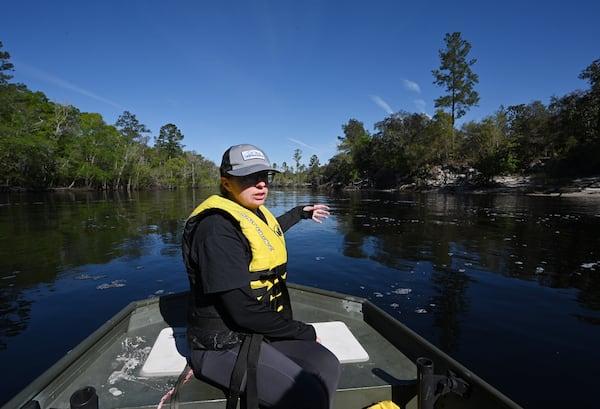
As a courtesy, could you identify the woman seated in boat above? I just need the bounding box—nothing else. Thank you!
[182,144,341,409]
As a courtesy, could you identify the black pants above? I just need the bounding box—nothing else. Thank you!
[190,339,341,409]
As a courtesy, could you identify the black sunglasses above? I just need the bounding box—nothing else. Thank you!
[237,171,275,186]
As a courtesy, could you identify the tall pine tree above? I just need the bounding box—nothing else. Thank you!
[432,32,480,127]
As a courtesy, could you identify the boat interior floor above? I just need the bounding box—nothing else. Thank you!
[27,288,418,409]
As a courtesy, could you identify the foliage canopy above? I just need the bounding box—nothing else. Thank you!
[1,38,598,191]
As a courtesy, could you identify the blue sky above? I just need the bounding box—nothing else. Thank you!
[3,0,599,167]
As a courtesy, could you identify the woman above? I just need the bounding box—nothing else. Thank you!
[182,144,341,409]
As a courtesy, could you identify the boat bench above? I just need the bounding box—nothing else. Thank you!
[143,321,417,409]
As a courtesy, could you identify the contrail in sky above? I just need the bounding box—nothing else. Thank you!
[288,138,320,152]
[15,60,126,110]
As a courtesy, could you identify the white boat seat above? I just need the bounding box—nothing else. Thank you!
[140,321,369,377]
[311,321,370,363]
[140,327,188,377]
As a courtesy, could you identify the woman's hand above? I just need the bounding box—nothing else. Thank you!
[303,204,330,224]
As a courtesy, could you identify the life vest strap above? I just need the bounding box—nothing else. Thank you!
[227,333,263,409]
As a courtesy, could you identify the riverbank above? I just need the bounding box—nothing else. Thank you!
[3,173,600,198]
[398,166,600,197]
[407,177,600,197]
[488,175,600,197]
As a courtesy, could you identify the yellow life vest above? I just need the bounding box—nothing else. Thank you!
[189,195,288,311]
[366,401,400,409]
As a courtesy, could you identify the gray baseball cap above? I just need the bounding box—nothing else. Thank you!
[219,144,279,177]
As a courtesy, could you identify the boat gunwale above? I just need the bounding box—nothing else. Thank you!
[1,299,140,409]
[291,283,523,409]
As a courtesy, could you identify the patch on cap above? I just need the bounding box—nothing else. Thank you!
[241,149,266,161]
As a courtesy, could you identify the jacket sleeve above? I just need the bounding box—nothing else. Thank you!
[187,213,253,294]
[216,286,317,341]
[276,206,313,232]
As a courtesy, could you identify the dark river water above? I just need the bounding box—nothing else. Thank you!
[1,188,600,408]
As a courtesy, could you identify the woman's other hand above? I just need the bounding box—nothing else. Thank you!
[303,204,330,224]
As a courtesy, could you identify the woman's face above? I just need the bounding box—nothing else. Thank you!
[222,171,274,210]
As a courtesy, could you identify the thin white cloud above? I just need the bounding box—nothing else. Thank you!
[369,95,393,115]
[413,98,427,113]
[15,60,126,110]
[403,79,421,93]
